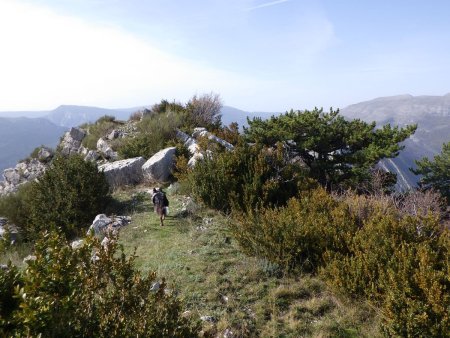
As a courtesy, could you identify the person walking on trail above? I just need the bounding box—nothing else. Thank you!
[152,188,169,226]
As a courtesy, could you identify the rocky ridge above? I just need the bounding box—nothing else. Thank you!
[0,122,232,196]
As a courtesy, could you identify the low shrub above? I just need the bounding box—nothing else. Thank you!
[322,207,450,336]
[25,155,110,240]
[81,115,121,150]
[0,183,33,233]
[118,111,184,159]
[0,230,200,337]
[188,142,312,213]
[230,188,358,272]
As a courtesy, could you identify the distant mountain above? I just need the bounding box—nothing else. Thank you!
[0,117,67,172]
[341,94,450,190]
[44,105,142,128]
[221,106,278,128]
[0,105,145,128]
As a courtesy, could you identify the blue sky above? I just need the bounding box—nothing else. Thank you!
[1,0,450,112]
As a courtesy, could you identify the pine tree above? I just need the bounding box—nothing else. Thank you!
[412,141,450,203]
[244,108,416,190]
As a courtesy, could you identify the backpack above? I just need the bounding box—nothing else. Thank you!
[153,191,168,208]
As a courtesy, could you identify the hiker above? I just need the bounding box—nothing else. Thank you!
[152,188,169,226]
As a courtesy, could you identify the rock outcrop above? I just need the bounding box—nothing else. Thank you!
[37,146,54,163]
[84,149,100,162]
[99,157,145,188]
[60,127,86,156]
[0,158,47,195]
[142,147,176,182]
[87,214,131,237]
[0,218,17,242]
[176,130,200,155]
[176,128,233,167]
[97,138,118,160]
[192,127,234,151]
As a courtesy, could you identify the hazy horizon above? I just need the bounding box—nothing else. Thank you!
[1,0,450,113]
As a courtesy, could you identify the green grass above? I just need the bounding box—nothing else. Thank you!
[114,185,382,337]
[0,184,381,336]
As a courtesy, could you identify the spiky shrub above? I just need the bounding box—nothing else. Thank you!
[25,154,110,239]
[188,142,311,213]
[0,230,200,337]
[322,203,450,337]
[230,188,358,272]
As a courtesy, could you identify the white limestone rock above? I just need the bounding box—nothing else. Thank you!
[97,138,118,160]
[99,157,145,188]
[60,127,86,156]
[142,147,176,182]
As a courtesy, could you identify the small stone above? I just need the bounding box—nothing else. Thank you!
[182,310,192,318]
[150,282,160,292]
[23,255,37,264]
[71,239,84,249]
[223,328,234,338]
[200,315,216,323]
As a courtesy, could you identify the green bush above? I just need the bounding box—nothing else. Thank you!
[230,188,357,272]
[0,230,200,337]
[81,115,121,150]
[24,155,110,239]
[118,111,184,159]
[322,207,450,336]
[0,183,33,234]
[188,142,312,213]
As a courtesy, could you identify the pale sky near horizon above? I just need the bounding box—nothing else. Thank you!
[1,0,450,112]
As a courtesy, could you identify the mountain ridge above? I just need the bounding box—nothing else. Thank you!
[1,95,449,191]
[340,93,450,190]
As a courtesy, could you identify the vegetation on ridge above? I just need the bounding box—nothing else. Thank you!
[0,93,449,336]
[413,140,450,203]
[244,108,417,191]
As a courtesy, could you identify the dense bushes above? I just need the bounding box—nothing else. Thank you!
[26,155,110,239]
[118,110,184,159]
[230,188,358,272]
[188,142,312,213]
[0,230,200,337]
[228,185,450,336]
[322,208,450,337]
[0,155,110,240]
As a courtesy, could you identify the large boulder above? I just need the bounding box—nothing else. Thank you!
[142,147,176,182]
[60,127,86,156]
[84,150,100,162]
[99,157,145,188]
[97,138,118,160]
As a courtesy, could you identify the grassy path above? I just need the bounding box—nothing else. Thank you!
[116,188,381,337]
